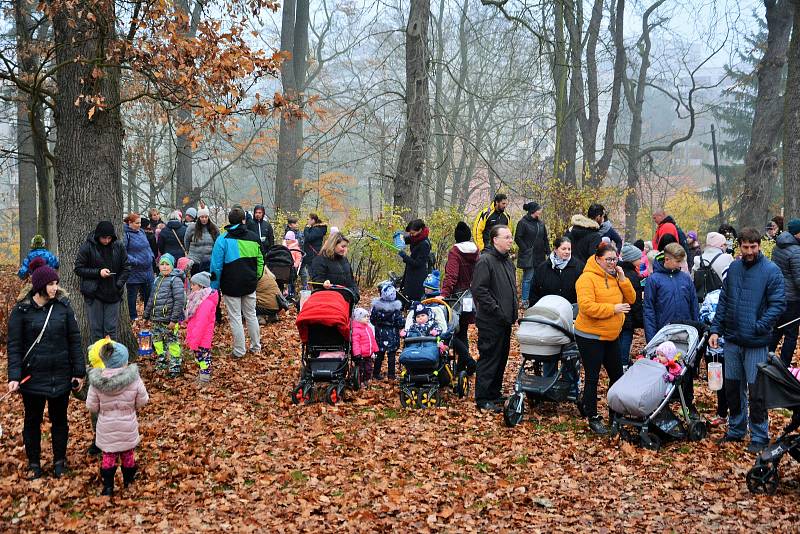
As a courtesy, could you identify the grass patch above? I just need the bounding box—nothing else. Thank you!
[377,408,400,421]
[244,479,255,487]
[513,455,529,465]
[474,462,490,473]
[291,470,308,483]
[454,457,467,466]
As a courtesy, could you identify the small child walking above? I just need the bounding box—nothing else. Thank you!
[351,307,378,387]
[86,342,149,496]
[185,271,219,385]
[144,253,186,377]
[370,284,405,380]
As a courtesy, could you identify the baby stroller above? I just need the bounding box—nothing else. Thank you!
[503,295,582,428]
[746,355,800,495]
[398,297,465,409]
[265,245,297,295]
[292,287,358,405]
[609,324,708,451]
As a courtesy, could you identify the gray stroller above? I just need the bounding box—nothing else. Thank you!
[608,323,709,451]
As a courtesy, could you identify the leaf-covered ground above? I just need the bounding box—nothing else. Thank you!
[0,281,798,531]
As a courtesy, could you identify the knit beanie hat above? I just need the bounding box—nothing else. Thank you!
[414,303,430,320]
[706,232,726,249]
[788,219,800,236]
[454,221,471,243]
[159,253,175,268]
[190,271,211,288]
[100,341,129,369]
[168,210,182,221]
[94,221,116,240]
[30,234,46,249]
[197,206,210,218]
[620,243,641,263]
[633,239,645,251]
[28,257,47,274]
[380,284,397,302]
[655,341,678,362]
[31,265,59,294]
[353,307,369,322]
[285,230,296,241]
[687,231,698,241]
[185,207,198,219]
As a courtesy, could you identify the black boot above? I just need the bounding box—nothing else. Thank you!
[387,352,397,380]
[373,352,384,380]
[27,463,43,480]
[53,460,68,478]
[87,442,102,456]
[100,466,117,496]
[121,465,138,488]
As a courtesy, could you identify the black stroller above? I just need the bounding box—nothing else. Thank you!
[292,287,358,405]
[746,355,800,494]
[504,295,583,427]
[265,245,297,294]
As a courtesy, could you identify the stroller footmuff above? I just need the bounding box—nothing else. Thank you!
[746,355,800,495]
[292,288,358,405]
[505,295,582,428]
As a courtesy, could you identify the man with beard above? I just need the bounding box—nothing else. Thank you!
[710,227,785,454]
[473,193,513,251]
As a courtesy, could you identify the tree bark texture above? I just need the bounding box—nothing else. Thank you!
[595,0,625,184]
[783,0,800,217]
[740,0,792,229]
[49,0,135,351]
[275,0,310,214]
[394,0,431,218]
[17,100,38,263]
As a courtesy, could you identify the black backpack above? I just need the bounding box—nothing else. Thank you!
[676,225,689,256]
[694,252,724,302]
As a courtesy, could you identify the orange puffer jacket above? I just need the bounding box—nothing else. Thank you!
[574,256,636,341]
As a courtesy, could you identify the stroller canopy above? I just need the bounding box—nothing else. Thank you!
[526,295,574,333]
[296,290,351,343]
[517,295,574,355]
[643,324,700,366]
[265,245,294,267]
[755,355,800,411]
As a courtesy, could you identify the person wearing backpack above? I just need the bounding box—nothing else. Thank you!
[398,219,431,302]
[769,219,800,366]
[692,232,733,301]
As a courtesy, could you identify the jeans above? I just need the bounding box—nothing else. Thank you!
[475,320,512,404]
[576,335,623,419]
[22,392,70,464]
[84,298,121,343]
[224,292,261,357]
[724,342,769,444]
[521,269,535,304]
[769,300,800,367]
[619,328,635,367]
[126,282,152,321]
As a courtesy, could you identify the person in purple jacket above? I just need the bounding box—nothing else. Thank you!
[123,212,155,320]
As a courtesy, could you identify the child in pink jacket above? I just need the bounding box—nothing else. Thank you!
[351,307,378,387]
[185,271,219,385]
[86,341,149,497]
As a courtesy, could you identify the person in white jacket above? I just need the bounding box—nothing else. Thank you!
[692,231,734,282]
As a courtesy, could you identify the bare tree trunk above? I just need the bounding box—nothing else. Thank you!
[16,100,37,263]
[394,0,431,218]
[578,0,603,185]
[275,0,310,213]
[49,0,135,351]
[595,0,625,184]
[175,107,194,208]
[740,0,792,229]
[783,0,800,217]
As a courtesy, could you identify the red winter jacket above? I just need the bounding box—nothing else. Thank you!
[652,217,679,250]
[351,321,378,357]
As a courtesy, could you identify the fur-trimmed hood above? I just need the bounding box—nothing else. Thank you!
[88,364,141,393]
[15,287,71,308]
[371,297,402,313]
[570,214,599,230]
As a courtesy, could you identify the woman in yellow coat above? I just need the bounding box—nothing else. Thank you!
[574,242,636,435]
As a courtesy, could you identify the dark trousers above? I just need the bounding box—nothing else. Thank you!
[22,392,70,465]
[769,300,800,366]
[374,351,396,379]
[126,282,152,321]
[576,336,623,419]
[453,316,476,373]
[474,320,512,404]
[84,298,120,343]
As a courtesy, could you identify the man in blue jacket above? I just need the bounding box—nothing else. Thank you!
[643,243,699,342]
[710,228,786,454]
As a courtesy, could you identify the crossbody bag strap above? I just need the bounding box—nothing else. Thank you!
[172,228,187,255]
[23,304,54,364]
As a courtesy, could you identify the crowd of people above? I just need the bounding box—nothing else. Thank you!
[7,195,800,493]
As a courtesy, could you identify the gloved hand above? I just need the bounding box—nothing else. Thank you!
[398,250,407,259]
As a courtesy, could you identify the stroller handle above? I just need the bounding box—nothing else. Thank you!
[404,336,438,345]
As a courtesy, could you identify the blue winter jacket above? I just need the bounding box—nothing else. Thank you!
[18,248,59,279]
[124,225,155,285]
[643,257,699,341]
[710,252,786,348]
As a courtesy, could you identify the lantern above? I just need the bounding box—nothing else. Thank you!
[137,331,154,356]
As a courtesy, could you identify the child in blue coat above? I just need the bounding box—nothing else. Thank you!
[18,235,59,279]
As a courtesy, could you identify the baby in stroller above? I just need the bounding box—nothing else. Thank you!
[401,304,443,339]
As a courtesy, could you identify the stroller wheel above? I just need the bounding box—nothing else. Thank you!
[325,384,342,405]
[291,383,312,405]
[503,394,525,428]
[687,420,707,442]
[350,365,361,391]
[420,387,441,409]
[746,461,780,495]
[399,387,419,409]
[639,430,661,452]
[455,371,469,399]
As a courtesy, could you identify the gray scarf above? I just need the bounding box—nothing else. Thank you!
[550,251,569,270]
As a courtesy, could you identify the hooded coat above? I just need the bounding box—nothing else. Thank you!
[530,255,584,305]
[210,223,264,297]
[771,231,800,302]
[351,321,379,357]
[124,224,155,285]
[400,229,431,301]
[710,252,786,348]
[246,206,275,253]
[574,256,636,341]
[256,266,281,313]
[18,248,59,279]
[184,222,218,270]
[185,289,219,351]
[74,231,131,303]
[157,220,188,259]
[86,365,149,453]
[643,257,699,341]
[565,215,603,264]
[514,214,550,269]
[652,216,679,250]
[441,241,480,300]
[370,295,405,352]
[7,289,84,397]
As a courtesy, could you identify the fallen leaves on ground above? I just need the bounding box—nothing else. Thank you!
[0,277,797,532]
